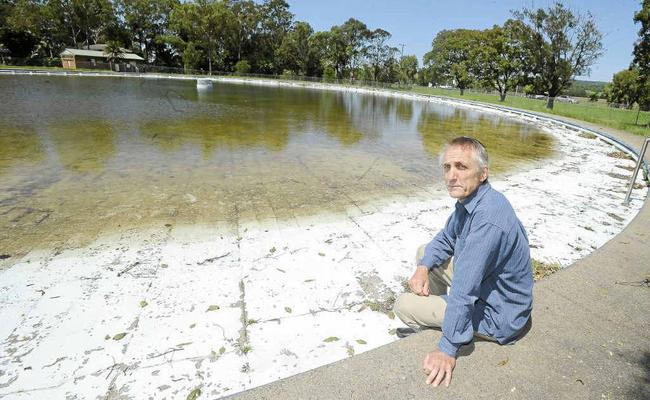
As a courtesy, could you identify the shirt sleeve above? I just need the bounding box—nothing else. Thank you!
[438,222,504,357]
[419,213,457,269]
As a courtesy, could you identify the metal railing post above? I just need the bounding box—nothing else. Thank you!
[624,137,650,205]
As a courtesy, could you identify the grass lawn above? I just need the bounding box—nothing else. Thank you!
[408,86,650,137]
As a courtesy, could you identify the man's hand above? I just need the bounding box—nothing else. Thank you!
[408,266,430,296]
[422,349,456,387]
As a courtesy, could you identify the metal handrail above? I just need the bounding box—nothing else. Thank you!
[624,137,650,205]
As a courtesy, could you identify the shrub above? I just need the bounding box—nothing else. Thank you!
[322,66,336,83]
[234,60,251,75]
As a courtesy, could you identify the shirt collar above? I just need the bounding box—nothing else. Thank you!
[457,181,491,214]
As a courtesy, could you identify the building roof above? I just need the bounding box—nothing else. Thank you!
[60,48,144,61]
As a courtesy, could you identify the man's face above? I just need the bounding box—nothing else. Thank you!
[442,145,488,201]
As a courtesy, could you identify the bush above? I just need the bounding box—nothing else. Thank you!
[280,69,296,80]
[322,66,336,83]
[234,60,251,75]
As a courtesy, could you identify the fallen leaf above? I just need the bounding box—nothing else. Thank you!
[497,358,509,367]
[356,339,367,345]
[269,247,276,253]
[113,332,127,341]
[139,300,148,308]
[387,311,395,320]
[186,387,202,400]
[284,306,292,313]
[206,305,220,312]
[219,346,226,355]
[323,336,339,343]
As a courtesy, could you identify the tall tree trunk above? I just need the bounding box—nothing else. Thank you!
[460,88,465,95]
[546,97,555,109]
[499,91,507,102]
[208,55,212,75]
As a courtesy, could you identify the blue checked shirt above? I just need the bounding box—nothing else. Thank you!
[420,182,533,357]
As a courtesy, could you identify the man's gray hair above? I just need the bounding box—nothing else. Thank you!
[439,136,489,170]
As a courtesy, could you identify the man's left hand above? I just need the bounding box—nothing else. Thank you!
[422,349,456,387]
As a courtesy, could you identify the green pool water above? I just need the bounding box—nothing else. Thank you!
[0,75,554,259]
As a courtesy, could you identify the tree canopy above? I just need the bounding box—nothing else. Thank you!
[513,2,603,109]
[0,0,420,83]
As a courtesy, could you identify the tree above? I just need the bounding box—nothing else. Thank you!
[631,1,650,124]
[2,0,41,58]
[365,28,397,82]
[306,30,331,76]
[633,0,650,78]
[118,0,178,63]
[607,68,642,109]
[276,21,313,75]
[234,59,250,74]
[339,18,369,79]
[226,0,259,64]
[255,0,293,73]
[399,55,418,84]
[104,40,123,71]
[170,0,230,74]
[474,20,527,101]
[424,29,481,95]
[514,2,603,109]
[181,41,202,72]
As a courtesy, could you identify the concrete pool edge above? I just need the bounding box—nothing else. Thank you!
[227,121,650,399]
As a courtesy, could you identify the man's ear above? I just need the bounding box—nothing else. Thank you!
[480,167,489,182]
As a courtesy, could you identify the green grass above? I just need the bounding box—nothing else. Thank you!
[408,86,650,137]
[531,259,562,281]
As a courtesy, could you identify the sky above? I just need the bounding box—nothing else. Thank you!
[286,0,643,82]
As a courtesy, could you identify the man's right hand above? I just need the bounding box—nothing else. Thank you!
[409,266,430,296]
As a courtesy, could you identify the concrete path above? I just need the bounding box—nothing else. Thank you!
[231,115,650,399]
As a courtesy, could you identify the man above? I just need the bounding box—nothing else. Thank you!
[393,136,533,388]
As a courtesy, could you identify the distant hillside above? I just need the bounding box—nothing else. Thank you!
[566,80,608,97]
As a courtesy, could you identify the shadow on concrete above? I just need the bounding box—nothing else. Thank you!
[627,350,650,398]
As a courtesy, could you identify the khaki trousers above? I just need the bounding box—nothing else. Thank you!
[393,244,496,342]
[393,244,452,330]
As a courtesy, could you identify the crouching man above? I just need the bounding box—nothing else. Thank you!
[393,136,533,388]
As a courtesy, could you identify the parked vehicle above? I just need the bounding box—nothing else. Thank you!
[556,95,578,104]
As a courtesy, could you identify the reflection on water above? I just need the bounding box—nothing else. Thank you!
[49,120,116,172]
[0,76,555,259]
[140,117,291,155]
[417,105,554,172]
[0,126,44,174]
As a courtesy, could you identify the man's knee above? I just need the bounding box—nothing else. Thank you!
[393,292,416,322]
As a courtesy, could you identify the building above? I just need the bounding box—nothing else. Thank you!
[60,44,144,71]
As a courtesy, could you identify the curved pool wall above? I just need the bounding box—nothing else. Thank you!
[0,69,648,400]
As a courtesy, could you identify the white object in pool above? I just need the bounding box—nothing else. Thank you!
[196,78,213,89]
